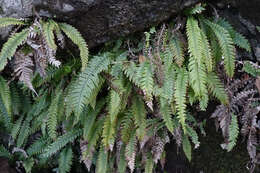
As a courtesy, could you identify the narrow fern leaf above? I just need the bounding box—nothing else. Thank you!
[175,68,188,133]
[207,72,229,105]
[186,17,202,63]
[96,146,108,173]
[0,17,24,28]
[170,36,184,67]
[217,18,251,52]
[145,153,154,173]
[67,54,110,116]
[27,137,49,156]
[161,65,175,103]
[0,77,11,116]
[203,19,236,77]
[125,132,137,173]
[132,96,146,140]
[58,147,73,173]
[160,97,174,133]
[102,115,116,151]
[0,145,11,158]
[0,29,29,71]
[42,129,82,158]
[23,158,34,173]
[43,20,57,50]
[0,96,12,131]
[243,61,260,77]
[109,90,121,123]
[11,116,23,140]
[182,135,191,162]
[186,125,200,149]
[59,23,88,71]
[200,29,213,72]
[227,114,239,152]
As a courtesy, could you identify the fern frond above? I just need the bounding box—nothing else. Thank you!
[0,29,29,71]
[123,62,140,86]
[186,125,200,148]
[186,17,202,63]
[11,116,23,140]
[47,91,62,140]
[161,65,175,103]
[27,136,50,156]
[67,54,110,116]
[145,153,154,173]
[23,158,34,173]
[227,114,239,152]
[203,19,236,77]
[102,115,116,151]
[42,129,82,158]
[58,147,73,173]
[160,97,174,133]
[132,96,146,140]
[0,17,24,28]
[186,4,205,15]
[109,90,121,123]
[59,23,88,71]
[217,18,251,52]
[0,77,11,116]
[200,29,213,72]
[243,61,260,77]
[121,114,135,143]
[0,96,12,131]
[207,72,229,105]
[118,144,127,173]
[182,135,191,161]
[10,83,22,115]
[96,146,108,173]
[175,68,188,132]
[0,145,11,158]
[42,20,57,50]
[169,35,184,67]
[125,131,137,173]
[16,118,30,147]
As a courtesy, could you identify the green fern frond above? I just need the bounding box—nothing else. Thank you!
[200,29,213,72]
[121,113,135,143]
[242,61,260,77]
[132,96,146,140]
[27,137,50,156]
[186,17,202,63]
[182,135,191,161]
[109,90,121,122]
[118,144,127,173]
[0,17,24,28]
[145,153,154,173]
[216,18,251,52]
[42,129,82,158]
[0,77,11,116]
[207,72,229,105]
[227,114,239,152]
[102,115,116,151]
[0,96,12,131]
[59,23,88,71]
[0,145,11,158]
[160,97,174,133]
[123,62,140,87]
[47,91,62,140]
[96,146,108,173]
[169,35,184,67]
[125,131,137,173]
[23,158,34,173]
[186,125,200,148]
[186,4,205,15]
[161,65,175,103]
[42,20,57,50]
[58,147,73,173]
[203,19,236,77]
[174,68,188,132]
[0,28,29,71]
[10,83,22,115]
[67,54,110,116]
[11,116,23,140]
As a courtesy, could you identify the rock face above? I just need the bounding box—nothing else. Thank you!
[0,0,199,47]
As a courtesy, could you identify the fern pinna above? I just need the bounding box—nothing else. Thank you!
[0,3,254,173]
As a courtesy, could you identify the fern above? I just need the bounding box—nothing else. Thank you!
[0,17,24,28]
[11,116,23,140]
[125,131,137,173]
[58,147,73,173]
[0,28,29,71]
[42,20,57,50]
[59,23,88,71]
[182,135,192,161]
[203,19,236,77]
[242,61,260,77]
[160,97,174,133]
[42,129,82,158]
[175,68,188,132]
[102,115,116,151]
[200,29,213,72]
[23,158,34,173]
[67,54,110,116]
[0,145,11,158]
[108,90,121,123]
[27,137,49,156]
[96,147,108,173]
[186,125,200,148]
[145,153,154,173]
[169,35,184,67]
[0,96,12,131]
[0,77,12,116]
[207,72,229,105]
[227,114,239,152]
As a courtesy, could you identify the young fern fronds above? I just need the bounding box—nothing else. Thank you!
[59,23,88,71]
[58,147,73,173]
[0,28,29,71]
[207,72,229,105]
[175,68,188,132]
[203,19,236,77]
[42,129,82,158]
[0,17,24,28]
[227,114,239,152]
[216,18,251,52]
[42,20,57,50]
[182,135,192,161]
